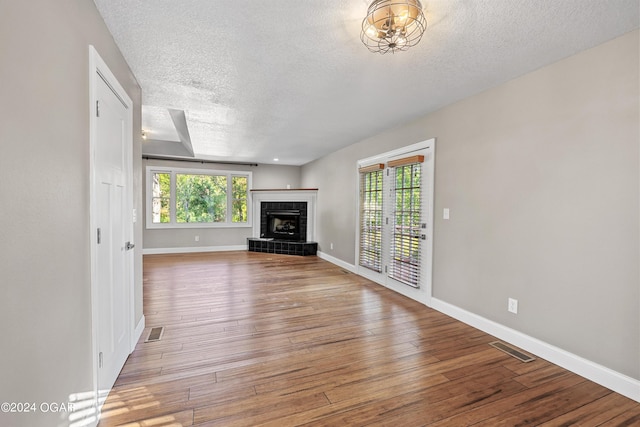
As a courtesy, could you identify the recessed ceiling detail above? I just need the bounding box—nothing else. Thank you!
[94,0,639,165]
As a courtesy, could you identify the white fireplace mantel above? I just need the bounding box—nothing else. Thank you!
[250,189,318,242]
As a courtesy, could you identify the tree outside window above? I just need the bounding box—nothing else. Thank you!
[232,176,248,223]
[176,174,227,223]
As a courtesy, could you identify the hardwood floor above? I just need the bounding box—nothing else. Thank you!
[98,252,640,426]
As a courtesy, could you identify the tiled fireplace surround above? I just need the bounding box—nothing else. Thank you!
[248,189,318,256]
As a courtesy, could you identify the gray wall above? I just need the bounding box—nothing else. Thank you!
[0,1,142,426]
[142,158,301,250]
[301,31,639,380]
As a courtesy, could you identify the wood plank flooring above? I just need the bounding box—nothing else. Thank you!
[98,252,640,426]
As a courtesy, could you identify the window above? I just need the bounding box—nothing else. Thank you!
[359,164,384,272]
[146,167,251,228]
[176,173,227,223]
[388,161,422,287]
[231,175,248,222]
[151,172,170,223]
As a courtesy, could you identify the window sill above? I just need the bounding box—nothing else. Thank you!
[146,223,252,230]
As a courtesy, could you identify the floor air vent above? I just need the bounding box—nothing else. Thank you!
[490,341,535,363]
[145,327,164,343]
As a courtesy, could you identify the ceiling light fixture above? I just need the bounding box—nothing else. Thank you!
[361,0,426,54]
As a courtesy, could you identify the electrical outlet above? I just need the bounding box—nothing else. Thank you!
[330,243,334,250]
[443,208,450,220]
[195,235,200,242]
[508,298,518,314]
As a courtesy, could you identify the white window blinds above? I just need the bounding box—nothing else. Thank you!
[388,160,423,288]
[359,164,384,272]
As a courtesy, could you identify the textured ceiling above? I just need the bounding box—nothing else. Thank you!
[94,0,639,165]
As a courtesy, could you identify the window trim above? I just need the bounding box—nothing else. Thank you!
[145,166,252,229]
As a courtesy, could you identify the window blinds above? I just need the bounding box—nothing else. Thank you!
[388,161,423,288]
[359,165,384,272]
[358,155,424,288]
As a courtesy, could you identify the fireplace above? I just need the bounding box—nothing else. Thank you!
[260,201,308,241]
[248,190,318,256]
[265,210,301,241]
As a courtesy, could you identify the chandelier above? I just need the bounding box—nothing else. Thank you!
[361,0,426,54]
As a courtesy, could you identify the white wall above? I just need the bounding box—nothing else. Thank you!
[0,1,142,426]
[301,31,640,381]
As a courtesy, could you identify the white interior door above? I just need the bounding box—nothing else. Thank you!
[94,69,132,397]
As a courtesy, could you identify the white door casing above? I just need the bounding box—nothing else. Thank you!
[89,46,135,412]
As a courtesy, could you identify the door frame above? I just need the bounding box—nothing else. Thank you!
[355,138,436,306]
[89,45,135,413]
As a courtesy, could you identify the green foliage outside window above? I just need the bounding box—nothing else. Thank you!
[359,169,383,272]
[231,176,248,223]
[393,164,421,268]
[176,174,227,223]
[151,173,171,223]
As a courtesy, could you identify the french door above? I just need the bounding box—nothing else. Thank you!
[357,140,435,304]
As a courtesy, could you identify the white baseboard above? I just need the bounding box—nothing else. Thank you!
[143,245,246,255]
[317,251,357,273]
[430,298,640,403]
[132,315,145,351]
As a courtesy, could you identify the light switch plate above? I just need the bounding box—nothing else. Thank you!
[443,208,450,220]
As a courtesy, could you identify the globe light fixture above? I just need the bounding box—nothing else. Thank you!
[361,0,426,54]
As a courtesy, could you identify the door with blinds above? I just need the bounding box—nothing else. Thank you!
[357,140,434,304]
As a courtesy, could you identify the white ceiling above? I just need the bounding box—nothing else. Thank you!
[94,0,639,166]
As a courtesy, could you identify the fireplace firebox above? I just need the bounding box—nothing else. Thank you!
[259,201,308,242]
[265,210,301,241]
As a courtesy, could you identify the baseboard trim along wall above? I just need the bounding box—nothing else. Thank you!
[143,245,247,255]
[133,315,145,350]
[317,251,357,273]
[316,254,640,403]
[429,298,640,403]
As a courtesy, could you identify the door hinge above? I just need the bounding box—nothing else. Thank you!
[384,265,388,273]
[97,228,101,244]
[96,100,100,117]
[99,351,103,368]
[385,217,389,225]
